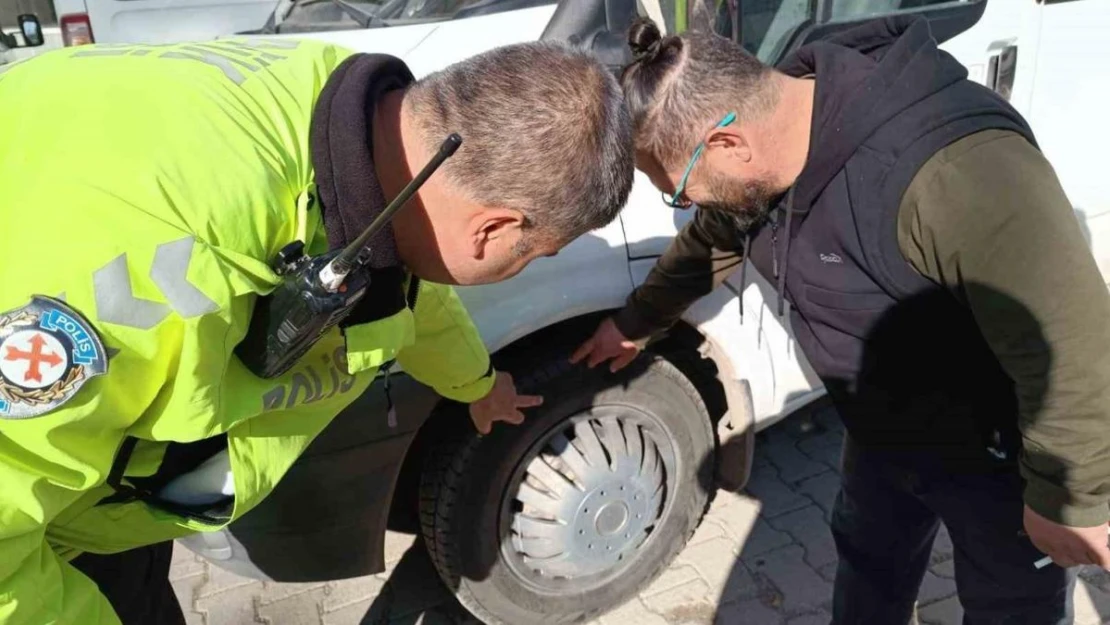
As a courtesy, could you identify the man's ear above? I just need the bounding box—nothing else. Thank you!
[468,208,527,259]
[705,126,752,163]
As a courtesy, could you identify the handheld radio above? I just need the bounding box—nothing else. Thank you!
[236,133,463,379]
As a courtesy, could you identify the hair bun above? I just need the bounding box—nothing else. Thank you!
[628,17,664,64]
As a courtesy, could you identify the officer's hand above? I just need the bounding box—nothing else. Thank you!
[570,317,645,373]
[1025,505,1110,569]
[469,372,543,435]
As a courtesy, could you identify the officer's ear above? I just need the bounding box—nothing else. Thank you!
[467,207,527,259]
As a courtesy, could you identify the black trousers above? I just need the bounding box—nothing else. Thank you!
[831,436,1077,625]
[70,541,187,625]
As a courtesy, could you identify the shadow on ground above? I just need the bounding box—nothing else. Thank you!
[707,280,1110,625]
[361,541,479,625]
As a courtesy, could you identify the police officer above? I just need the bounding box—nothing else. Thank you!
[575,16,1110,625]
[0,38,632,624]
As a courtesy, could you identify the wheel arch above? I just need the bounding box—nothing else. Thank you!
[387,310,757,533]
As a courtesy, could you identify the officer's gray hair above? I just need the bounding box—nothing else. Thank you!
[621,18,778,170]
[408,41,635,246]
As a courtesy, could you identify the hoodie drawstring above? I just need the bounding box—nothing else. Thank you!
[738,233,751,324]
[776,187,796,317]
[737,186,796,325]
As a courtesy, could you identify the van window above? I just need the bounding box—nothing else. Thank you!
[0,0,56,28]
[685,0,735,39]
[827,0,967,22]
[661,0,968,63]
[271,0,552,33]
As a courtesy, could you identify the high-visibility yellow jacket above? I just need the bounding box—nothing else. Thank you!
[0,38,495,625]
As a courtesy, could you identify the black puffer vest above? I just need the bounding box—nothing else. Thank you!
[744,16,1038,467]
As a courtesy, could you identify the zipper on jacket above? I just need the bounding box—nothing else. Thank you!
[406,275,421,312]
[383,364,397,428]
[377,274,419,430]
[770,207,781,279]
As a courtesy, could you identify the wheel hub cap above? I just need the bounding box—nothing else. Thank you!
[507,414,669,581]
[569,479,653,565]
[594,501,629,536]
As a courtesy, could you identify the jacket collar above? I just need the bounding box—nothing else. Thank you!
[309,52,414,270]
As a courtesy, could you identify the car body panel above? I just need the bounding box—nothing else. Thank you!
[355,6,558,77]
[454,228,633,356]
[1020,1,1110,285]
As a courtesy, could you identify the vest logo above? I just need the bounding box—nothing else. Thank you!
[820,253,844,264]
[261,346,357,411]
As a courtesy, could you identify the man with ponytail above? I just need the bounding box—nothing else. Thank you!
[574,15,1110,624]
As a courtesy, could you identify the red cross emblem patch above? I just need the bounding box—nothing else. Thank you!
[0,296,108,419]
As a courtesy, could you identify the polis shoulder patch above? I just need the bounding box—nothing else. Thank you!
[0,296,108,419]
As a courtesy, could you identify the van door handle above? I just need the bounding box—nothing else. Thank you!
[986,44,1018,101]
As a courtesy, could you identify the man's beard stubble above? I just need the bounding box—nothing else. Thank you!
[695,168,782,232]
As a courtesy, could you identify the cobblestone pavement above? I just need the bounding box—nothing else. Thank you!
[170,407,1110,625]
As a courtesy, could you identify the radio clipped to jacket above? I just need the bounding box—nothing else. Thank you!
[236,133,462,379]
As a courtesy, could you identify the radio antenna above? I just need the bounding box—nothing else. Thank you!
[319,133,462,291]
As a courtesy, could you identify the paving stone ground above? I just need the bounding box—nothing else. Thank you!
[170,407,1110,625]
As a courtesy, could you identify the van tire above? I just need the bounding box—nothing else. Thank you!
[419,353,715,624]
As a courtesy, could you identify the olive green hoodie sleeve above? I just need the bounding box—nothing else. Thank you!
[614,208,747,340]
[898,129,1110,527]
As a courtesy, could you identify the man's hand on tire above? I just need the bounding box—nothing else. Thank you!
[469,372,543,435]
[570,317,646,373]
[1025,505,1110,569]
